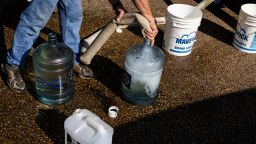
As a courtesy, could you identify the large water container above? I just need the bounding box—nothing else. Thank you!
[32,33,75,105]
[121,39,165,105]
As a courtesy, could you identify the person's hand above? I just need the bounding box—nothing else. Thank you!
[145,18,158,47]
[113,3,126,22]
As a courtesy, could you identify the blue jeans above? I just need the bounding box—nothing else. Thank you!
[7,0,83,66]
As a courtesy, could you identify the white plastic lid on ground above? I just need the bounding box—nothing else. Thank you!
[64,109,114,144]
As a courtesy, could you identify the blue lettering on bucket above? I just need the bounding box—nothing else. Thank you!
[170,48,192,53]
[175,31,196,45]
[235,27,249,41]
[234,24,256,51]
[176,37,196,44]
[234,37,246,47]
[233,40,256,51]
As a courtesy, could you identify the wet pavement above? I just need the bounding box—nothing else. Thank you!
[1,0,256,143]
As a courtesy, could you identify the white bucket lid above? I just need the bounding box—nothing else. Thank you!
[240,4,256,18]
[167,4,203,22]
[239,4,256,26]
[166,4,202,29]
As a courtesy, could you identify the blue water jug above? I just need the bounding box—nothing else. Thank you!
[32,33,75,105]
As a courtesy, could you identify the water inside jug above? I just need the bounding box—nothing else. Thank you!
[121,39,165,105]
[32,33,75,105]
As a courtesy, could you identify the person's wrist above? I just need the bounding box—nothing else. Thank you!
[143,14,155,24]
[148,17,155,24]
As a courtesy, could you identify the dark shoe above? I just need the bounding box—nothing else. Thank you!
[1,63,26,92]
[73,64,94,79]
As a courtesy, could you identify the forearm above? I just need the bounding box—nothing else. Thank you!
[133,0,154,22]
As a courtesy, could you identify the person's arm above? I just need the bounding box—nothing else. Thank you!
[109,0,158,46]
[108,0,126,22]
[133,0,158,46]
[132,0,154,23]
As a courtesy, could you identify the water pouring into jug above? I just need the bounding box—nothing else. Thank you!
[121,38,165,105]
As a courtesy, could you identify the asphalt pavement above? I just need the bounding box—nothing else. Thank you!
[0,0,256,143]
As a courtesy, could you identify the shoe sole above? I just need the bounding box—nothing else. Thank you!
[79,74,94,80]
[72,68,94,80]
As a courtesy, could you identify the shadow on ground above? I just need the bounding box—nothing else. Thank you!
[113,89,256,144]
[90,55,124,95]
[36,109,67,144]
[34,89,256,144]
[194,0,255,28]
[199,18,234,46]
[163,0,173,6]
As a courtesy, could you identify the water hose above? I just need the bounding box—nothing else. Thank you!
[80,21,117,65]
[196,0,214,10]
[79,0,215,65]
[80,13,150,65]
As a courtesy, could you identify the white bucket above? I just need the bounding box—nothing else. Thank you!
[233,4,256,53]
[163,4,203,56]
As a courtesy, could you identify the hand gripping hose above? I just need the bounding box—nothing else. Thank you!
[79,13,150,65]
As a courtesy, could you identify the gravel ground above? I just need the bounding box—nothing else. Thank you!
[1,0,256,143]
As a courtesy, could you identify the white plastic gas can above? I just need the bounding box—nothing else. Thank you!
[64,109,114,144]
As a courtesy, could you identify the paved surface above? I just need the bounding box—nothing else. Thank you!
[1,0,256,143]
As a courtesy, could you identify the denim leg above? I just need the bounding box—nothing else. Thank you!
[58,0,83,64]
[6,0,59,66]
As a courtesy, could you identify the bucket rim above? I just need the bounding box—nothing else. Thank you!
[166,16,202,23]
[167,4,203,20]
[240,3,256,18]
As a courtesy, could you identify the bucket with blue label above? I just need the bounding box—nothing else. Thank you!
[163,4,203,56]
[233,4,256,53]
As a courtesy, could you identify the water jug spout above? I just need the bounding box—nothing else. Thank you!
[48,33,57,47]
